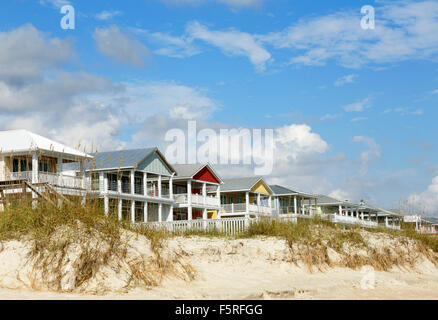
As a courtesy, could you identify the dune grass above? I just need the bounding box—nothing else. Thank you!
[0,199,436,289]
[237,217,438,272]
[0,198,194,292]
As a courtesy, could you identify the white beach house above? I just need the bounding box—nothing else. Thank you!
[0,129,92,206]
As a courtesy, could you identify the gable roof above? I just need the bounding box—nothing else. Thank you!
[172,163,223,183]
[316,195,355,206]
[172,163,204,179]
[86,148,175,174]
[221,176,272,193]
[270,185,317,198]
[0,129,91,159]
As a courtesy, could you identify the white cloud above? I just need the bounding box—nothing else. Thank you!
[408,176,438,214]
[334,74,357,87]
[39,0,70,9]
[260,1,438,68]
[0,24,74,85]
[135,29,201,58]
[343,98,370,112]
[186,21,272,72]
[383,107,424,116]
[351,117,368,122]
[116,81,220,123]
[95,10,122,20]
[93,25,151,67]
[274,124,328,161]
[329,189,352,202]
[353,136,381,176]
[140,21,272,71]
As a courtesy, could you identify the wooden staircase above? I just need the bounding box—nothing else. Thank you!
[0,179,71,208]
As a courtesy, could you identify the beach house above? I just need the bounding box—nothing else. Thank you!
[73,148,177,223]
[269,185,318,216]
[0,129,92,207]
[308,195,403,229]
[171,163,222,220]
[217,177,273,218]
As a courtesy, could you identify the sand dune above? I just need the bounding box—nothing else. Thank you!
[0,233,437,300]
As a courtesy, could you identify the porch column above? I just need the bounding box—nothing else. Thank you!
[32,151,38,184]
[203,208,207,220]
[158,174,162,198]
[187,180,192,220]
[309,200,313,216]
[245,191,250,217]
[338,205,342,216]
[131,200,135,223]
[0,154,4,180]
[257,193,261,206]
[130,169,135,195]
[143,172,147,196]
[117,173,121,194]
[99,172,104,192]
[144,202,148,223]
[385,216,388,227]
[294,196,298,215]
[158,203,163,222]
[118,199,122,221]
[104,195,109,216]
[169,175,174,199]
[202,182,207,205]
[57,155,63,186]
[268,195,272,208]
[216,185,221,206]
[168,205,174,222]
[103,173,108,192]
[79,160,85,191]
[301,197,305,215]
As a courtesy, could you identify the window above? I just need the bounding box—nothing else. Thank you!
[12,159,31,172]
[38,161,49,172]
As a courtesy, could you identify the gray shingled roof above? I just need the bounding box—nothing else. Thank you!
[63,148,174,173]
[316,195,350,205]
[172,163,205,179]
[89,148,156,169]
[270,185,295,195]
[270,185,318,198]
[221,176,265,192]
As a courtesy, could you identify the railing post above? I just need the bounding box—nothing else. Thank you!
[130,169,135,195]
[158,175,162,198]
[169,175,173,200]
[131,200,135,223]
[143,172,147,196]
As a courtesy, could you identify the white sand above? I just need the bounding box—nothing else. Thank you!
[0,234,437,300]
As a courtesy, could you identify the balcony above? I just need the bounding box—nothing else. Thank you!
[174,193,220,207]
[221,203,272,215]
[3,171,86,189]
[327,214,378,228]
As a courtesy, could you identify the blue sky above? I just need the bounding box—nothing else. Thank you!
[1,0,438,213]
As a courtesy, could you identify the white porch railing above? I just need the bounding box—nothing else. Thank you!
[141,217,250,236]
[3,171,86,190]
[277,214,298,223]
[384,224,401,230]
[174,193,220,207]
[328,214,378,228]
[221,203,272,215]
